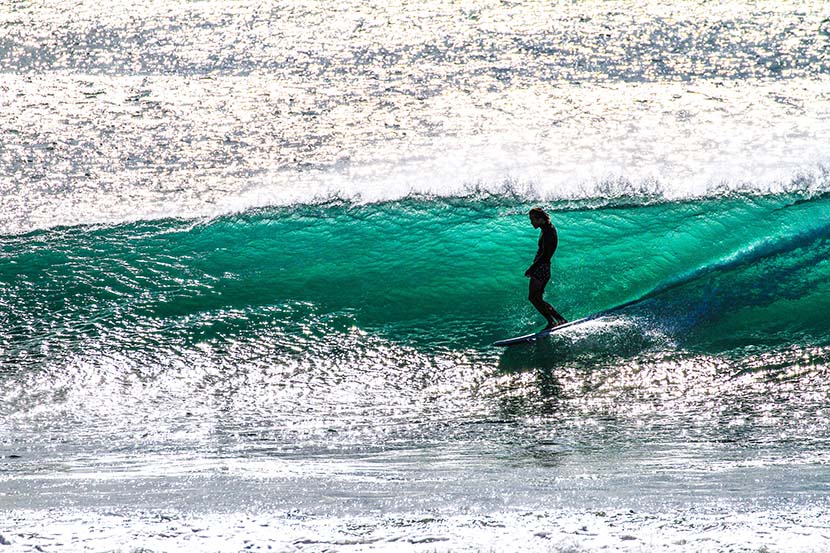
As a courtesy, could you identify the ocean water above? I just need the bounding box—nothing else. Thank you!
[2,1,830,551]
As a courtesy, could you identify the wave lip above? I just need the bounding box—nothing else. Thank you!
[2,67,829,235]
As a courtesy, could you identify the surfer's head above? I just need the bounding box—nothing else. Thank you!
[528,207,551,228]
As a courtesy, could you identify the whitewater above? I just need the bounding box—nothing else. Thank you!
[2,1,830,551]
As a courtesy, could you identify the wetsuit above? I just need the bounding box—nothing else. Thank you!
[526,222,558,286]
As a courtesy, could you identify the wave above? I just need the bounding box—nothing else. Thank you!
[2,192,830,366]
[4,160,829,237]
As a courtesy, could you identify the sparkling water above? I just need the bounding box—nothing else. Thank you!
[2,1,830,551]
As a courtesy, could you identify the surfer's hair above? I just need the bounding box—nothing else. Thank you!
[529,207,551,224]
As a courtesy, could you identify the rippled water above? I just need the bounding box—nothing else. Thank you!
[3,1,830,233]
[2,1,830,552]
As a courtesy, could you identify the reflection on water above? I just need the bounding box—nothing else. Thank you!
[2,2,830,233]
[4,1,830,550]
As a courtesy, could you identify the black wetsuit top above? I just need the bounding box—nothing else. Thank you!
[528,222,558,272]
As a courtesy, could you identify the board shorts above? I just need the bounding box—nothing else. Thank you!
[528,263,551,286]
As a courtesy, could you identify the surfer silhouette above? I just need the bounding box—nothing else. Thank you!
[525,207,567,330]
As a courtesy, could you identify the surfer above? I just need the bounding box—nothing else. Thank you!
[525,207,567,330]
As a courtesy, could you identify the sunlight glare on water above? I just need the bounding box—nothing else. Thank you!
[2,1,830,232]
[3,1,830,551]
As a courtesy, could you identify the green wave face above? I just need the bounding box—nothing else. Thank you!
[3,193,830,363]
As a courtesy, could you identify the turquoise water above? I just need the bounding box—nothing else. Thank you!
[4,1,830,551]
[5,192,830,359]
[5,193,830,553]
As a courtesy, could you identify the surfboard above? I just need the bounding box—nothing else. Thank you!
[493,316,594,347]
[493,296,644,347]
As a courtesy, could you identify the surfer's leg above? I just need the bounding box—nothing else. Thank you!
[541,301,566,328]
[548,305,567,325]
[529,278,555,326]
[529,278,567,327]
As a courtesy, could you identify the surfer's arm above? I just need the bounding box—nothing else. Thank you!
[525,257,545,276]
[525,256,543,277]
[525,228,556,276]
[525,254,541,276]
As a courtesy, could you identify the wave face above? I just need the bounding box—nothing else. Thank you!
[4,192,830,372]
[5,2,830,549]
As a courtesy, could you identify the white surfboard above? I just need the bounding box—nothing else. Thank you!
[493,296,644,347]
[493,316,594,347]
